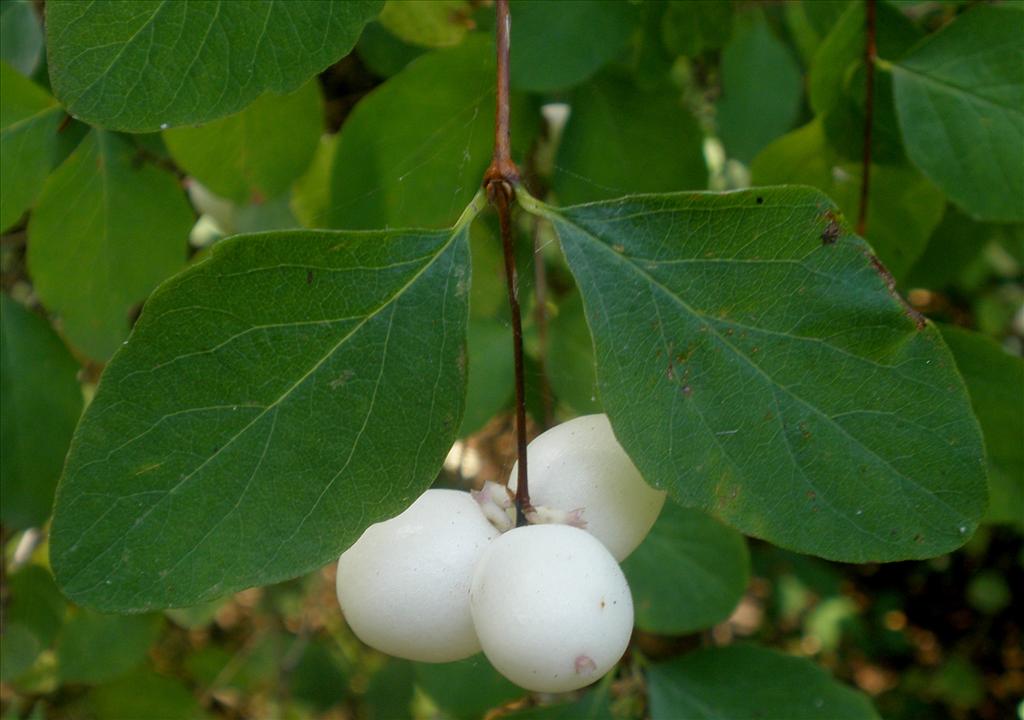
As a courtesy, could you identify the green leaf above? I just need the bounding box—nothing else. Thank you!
[904,207,993,290]
[290,640,350,711]
[809,2,920,117]
[501,677,614,720]
[0,0,42,77]
[661,0,733,58]
[163,80,323,204]
[751,118,945,279]
[890,5,1024,222]
[468,221,507,321]
[520,188,987,563]
[548,289,602,415]
[45,0,383,132]
[1,296,82,530]
[364,660,415,720]
[459,221,514,435]
[378,0,470,48]
[647,645,880,719]
[0,624,40,682]
[5,565,66,649]
[461,319,513,436]
[49,196,481,612]
[88,666,202,720]
[235,194,299,233]
[415,655,522,720]
[0,564,62,685]
[509,0,640,92]
[0,63,63,232]
[291,133,338,229]
[622,502,749,634]
[27,130,193,360]
[327,37,534,230]
[554,72,707,205]
[58,610,163,684]
[716,12,802,164]
[625,1,675,93]
[784,0,850,67]
[940,326,1024,529]
[812,1,922,165]
[356,21,426,78]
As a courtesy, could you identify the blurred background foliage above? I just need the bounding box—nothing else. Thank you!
[1,0,1021,718]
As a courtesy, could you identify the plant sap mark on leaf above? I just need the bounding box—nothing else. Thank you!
[329,370,355,390]
[866,252,926,330]
[820,213,842,245]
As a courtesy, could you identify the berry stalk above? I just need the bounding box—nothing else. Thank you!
[483,0,531,521]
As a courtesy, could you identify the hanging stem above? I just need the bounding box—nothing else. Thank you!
[484,0,530,521]
[857,0,877,236]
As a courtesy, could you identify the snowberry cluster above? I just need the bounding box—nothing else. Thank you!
[335,414,666,692]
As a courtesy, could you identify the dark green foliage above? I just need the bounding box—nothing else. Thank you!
[648,645,881,719]
[1,297,82,529]
[2,2,1020,718]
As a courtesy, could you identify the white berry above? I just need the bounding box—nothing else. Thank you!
[336,489,498,662]
[509,414,666,560]
[470,524,634,693]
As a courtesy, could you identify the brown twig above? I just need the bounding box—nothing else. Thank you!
[483,0,530,521]
[483,0,520,195]
[857,0,877,236]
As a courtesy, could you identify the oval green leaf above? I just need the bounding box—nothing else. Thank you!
[0,0,42,77]
[27,129,193,360]
[326,37,535,230]
[647,644,880,719]
[0,63,63,232]
[890,5,1024,222]
[555,72,708,205]
[49,197,480,612]
[45,0,383,132]
[716,12,802,164]
[548,289,602,415]
[622,502,749,634]
[415,655,522,720]
[1,296,83,530]
[521,187,987,563]
[57,610,163,684]
[940,325,1024,529]
[88,666,202,720]
[461,318,513,437]
[163,80,323,204]
[378,0,471,49]
[509,0,640,92]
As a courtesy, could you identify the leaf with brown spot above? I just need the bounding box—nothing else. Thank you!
[521,186,986,563]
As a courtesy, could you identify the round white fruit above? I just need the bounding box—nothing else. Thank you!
[336,489,498,662]
[509,414,666,560]
[470,524,634,693]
